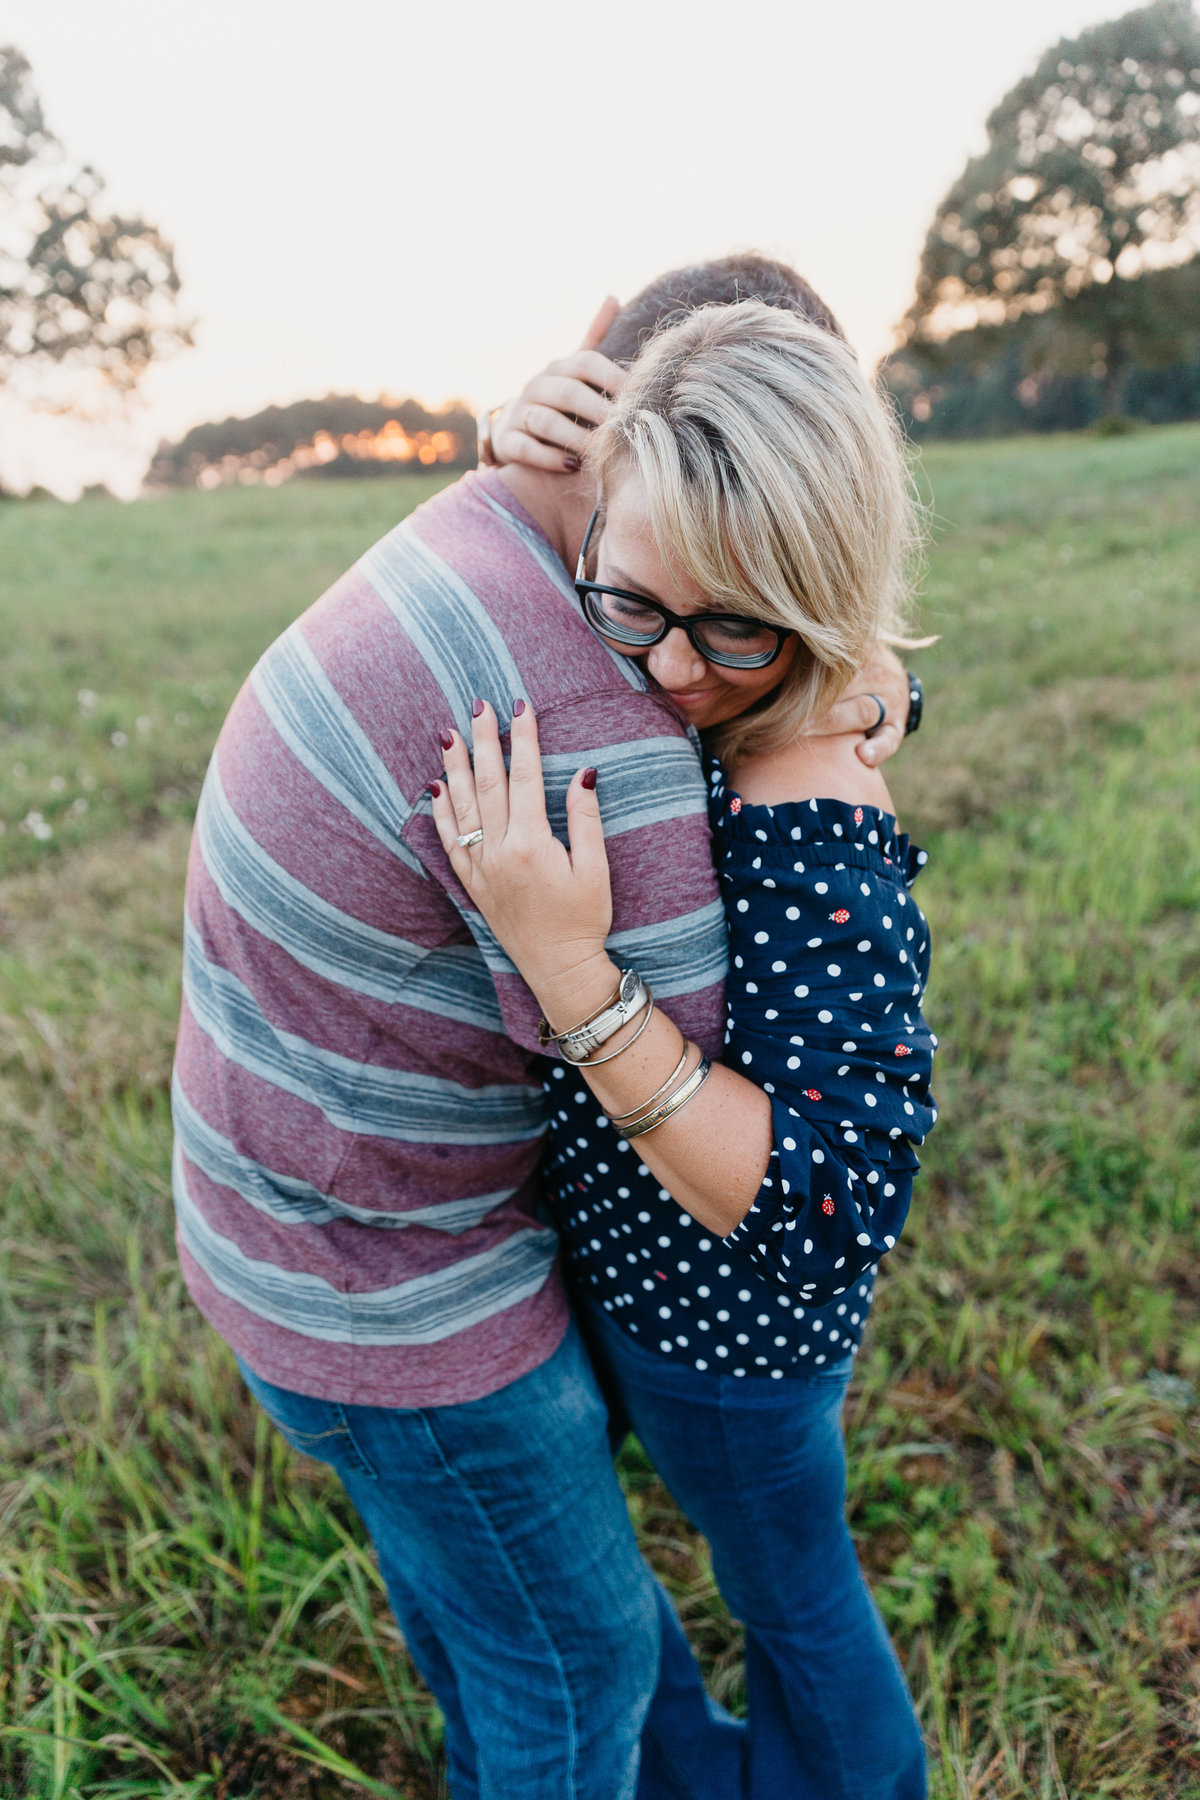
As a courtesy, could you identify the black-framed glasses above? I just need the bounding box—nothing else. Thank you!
[573,508,794,670]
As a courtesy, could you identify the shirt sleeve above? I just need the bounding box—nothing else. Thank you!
[403,690,729,1060]
[717,817,937,1304]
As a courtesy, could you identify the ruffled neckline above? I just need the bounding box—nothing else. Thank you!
[707,759,928,884]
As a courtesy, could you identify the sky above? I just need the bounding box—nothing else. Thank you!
[4,0,1116,495]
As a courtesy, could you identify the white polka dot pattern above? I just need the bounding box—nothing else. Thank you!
[545,759,937,1377]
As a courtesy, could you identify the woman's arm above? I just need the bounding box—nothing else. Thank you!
[430,707,771,1237]
[428,704,935,1297]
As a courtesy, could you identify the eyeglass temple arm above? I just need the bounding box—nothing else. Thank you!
[576,506,601,580]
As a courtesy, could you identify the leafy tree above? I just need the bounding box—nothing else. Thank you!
[0,46,190,403]
[898,1,1200,411]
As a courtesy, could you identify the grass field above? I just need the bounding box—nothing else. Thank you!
[0,427,1197,1799]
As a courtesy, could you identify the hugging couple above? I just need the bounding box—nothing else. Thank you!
[172,253,938,1799]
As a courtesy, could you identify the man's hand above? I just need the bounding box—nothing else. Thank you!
[484,299,626,473]
[805,645,912,768]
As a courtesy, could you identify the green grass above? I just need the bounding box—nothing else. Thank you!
[0,430,1198,1797]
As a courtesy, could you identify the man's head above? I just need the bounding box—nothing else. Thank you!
[597,253,847,367]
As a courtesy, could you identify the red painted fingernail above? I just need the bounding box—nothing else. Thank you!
[581,767,597,791]
[512,698,526,717]
[428,780,441,798]
[439,729,454,750]
[563,455,581,472]
[472,698,485,718]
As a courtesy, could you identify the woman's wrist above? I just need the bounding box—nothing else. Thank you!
[533,953,622,1040]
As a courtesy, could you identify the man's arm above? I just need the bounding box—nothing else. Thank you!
[404,691,728,1061]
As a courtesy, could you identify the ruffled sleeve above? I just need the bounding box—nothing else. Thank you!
[709,770,938,1304]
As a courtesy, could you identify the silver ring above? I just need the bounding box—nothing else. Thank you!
[456,829,484,849]
[865,694,886,736]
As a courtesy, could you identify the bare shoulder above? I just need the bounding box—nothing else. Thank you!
[730,733,895,813]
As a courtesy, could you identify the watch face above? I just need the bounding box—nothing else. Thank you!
[618,968,640,1004]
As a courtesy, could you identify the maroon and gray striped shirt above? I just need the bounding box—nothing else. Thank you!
[172,471,727,1407]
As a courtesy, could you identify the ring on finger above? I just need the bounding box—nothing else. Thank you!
[865,694,886,736]
[456,828,484,849]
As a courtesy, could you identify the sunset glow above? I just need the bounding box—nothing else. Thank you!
[197,423,462,489]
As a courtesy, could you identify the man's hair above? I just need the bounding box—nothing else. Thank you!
[586,301,925,764]
[598,254,846,366]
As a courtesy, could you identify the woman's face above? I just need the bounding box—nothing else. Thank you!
[593,474,799,731]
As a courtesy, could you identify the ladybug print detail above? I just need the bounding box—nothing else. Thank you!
[729,796,742,815]
[803,1088,822,1102]
[853,807,864,825]
[894,1044,913,1057]
[829,908,850,924]
[821,1196,835,1215]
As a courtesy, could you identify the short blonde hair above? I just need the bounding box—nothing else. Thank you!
[585,300,927,762]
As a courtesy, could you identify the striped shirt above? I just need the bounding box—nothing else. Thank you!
[172,471,727,1408]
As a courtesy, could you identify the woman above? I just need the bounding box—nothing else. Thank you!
[431,300,937,1798]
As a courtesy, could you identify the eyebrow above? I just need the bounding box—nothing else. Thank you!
[604,563,665,605]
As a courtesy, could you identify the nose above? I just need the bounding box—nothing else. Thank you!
[646,626,708,689]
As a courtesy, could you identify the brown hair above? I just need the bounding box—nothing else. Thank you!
[598,253,846,367]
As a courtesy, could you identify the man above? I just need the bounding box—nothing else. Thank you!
[172,254,914,1800]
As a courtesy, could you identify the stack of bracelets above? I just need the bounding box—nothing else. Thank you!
[537,968,711,1140]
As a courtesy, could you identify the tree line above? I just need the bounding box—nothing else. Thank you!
[145,395,477,490]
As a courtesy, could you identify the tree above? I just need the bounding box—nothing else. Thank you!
[898,1,1200,411]
[0,46,190,404]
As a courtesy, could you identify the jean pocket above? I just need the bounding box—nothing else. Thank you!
[237,1361,378,1478]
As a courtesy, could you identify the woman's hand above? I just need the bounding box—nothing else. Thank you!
[484,299,626,473]
[429,700,618,1028]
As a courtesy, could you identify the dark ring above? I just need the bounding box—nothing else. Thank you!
[865,694,886,737]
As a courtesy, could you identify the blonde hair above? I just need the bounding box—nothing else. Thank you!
[585,300,929,763]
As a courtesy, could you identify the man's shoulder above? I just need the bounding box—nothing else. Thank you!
[302,469,682,727]
[220,472,694,838]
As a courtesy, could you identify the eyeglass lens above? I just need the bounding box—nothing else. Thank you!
[582,588,782,667]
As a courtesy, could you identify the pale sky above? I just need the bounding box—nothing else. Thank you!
[5,0,1116,495]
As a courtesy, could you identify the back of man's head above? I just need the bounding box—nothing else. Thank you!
[598,254,846,366]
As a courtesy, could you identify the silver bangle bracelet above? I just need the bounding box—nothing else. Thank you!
[576,998,656,1067]
[608,1040,690,1122]
[620,1055,712,1140]
[538,974,624,1049]
[557,970,651,1064]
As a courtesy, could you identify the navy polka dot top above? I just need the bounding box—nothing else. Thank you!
[544,758,938,1378]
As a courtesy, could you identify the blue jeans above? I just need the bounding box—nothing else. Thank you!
[236,1321,743,1800]
[580,1301,927,1800]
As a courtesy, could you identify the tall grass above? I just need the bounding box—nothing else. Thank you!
[0,433,1197,1797]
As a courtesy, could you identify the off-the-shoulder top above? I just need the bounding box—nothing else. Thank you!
[544,758,938,1378]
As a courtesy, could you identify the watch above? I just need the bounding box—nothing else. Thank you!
[540,968,651,1064]
[904,671,923,736]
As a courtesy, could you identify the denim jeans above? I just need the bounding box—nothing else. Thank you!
[236,1320,743,1800]
[580,1301,927,1800]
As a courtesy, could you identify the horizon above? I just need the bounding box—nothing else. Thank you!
[3,0,1129,495]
